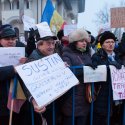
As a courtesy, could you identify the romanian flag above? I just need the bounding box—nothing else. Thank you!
[41,0,66,33]
[7,77,26,113]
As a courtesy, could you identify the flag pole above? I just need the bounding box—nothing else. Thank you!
[9,75,18,125]
[9,100,14,125]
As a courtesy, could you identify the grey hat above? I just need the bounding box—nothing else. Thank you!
[69,28,89,43]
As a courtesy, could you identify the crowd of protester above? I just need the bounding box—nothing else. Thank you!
[0,23,125,125]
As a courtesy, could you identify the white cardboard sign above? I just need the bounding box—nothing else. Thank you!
[110,65,125,100]
[64,24,77,36]
[0,47,25,67]
[84,65,107,83]
[15,53,79,107]
[36,22,54,38]
[22,15,35,31]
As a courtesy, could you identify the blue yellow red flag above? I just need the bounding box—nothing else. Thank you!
[41,0,66,33]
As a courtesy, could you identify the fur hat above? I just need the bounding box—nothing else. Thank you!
[0,24,16,39]
[68,28,89,43]
[100,31,116,46]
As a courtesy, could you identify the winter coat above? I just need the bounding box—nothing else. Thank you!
[61,46,92,116]
[0,41,26,116]
[28,48,45,61]
[92,48,122,116]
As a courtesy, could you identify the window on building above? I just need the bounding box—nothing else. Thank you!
[17,1,19,9]
[4,0,11,10]
[26,0,29,9]
[57,0,85,22]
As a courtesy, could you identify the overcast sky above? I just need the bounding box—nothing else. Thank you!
[78,0,123,36]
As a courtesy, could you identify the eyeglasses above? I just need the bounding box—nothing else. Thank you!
[104,41,115,44]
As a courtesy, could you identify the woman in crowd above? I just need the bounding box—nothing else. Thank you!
[91,31,122,125]
[61,28,92,125]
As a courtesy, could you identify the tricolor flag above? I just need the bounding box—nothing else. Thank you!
[41,0,66,33]
[7,77,26,114]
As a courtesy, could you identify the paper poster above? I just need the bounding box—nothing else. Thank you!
[64,24,77,36]
[111,7,125,28]
[0,47,25,67]
[84,65,107,83]
[36,22,54,38]
[16,53,79,107]
[22,15,35,31]
[110,65,125,100]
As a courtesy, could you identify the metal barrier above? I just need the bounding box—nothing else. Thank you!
[6,66,125,125]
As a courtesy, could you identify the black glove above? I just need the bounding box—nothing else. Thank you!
[26,28,37,56]
[109,61,122,69]
[86,63,97,70]
[29,28,36,38]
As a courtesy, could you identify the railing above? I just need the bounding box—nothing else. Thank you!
[4,66,125,125]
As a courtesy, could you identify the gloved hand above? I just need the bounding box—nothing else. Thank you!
[29,28,36,38]
[26,28,37,56]
[109,61,122,69]
[86,63,97,70]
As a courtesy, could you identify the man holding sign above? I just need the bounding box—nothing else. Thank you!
[22,22,57,125]
[0,24,27,125]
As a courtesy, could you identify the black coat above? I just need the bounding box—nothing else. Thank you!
[0,42,26,116]
[92,48,122,116]
[61,46,92,116]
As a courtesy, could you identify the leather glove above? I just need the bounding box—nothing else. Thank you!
[109,61,122,69]
[29,28,36,38]
[26,28,37,56]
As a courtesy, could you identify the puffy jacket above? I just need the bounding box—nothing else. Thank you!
[61,46,92,116]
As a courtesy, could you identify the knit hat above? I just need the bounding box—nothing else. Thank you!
[68,28,89,43]
[100,31,116,46]
[0,24,16,39]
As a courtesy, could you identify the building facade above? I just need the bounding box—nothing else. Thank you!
[0,0,85,37]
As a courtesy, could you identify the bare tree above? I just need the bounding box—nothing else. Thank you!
[94,0,125,40]
[94,4,109,25]
[94,0,125,26]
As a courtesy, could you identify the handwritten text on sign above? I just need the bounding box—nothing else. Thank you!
[111,7,125,28]
[110,65,125,100]
[0,47,25,67]
[84,65,107,83]
[16,53,79,107]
